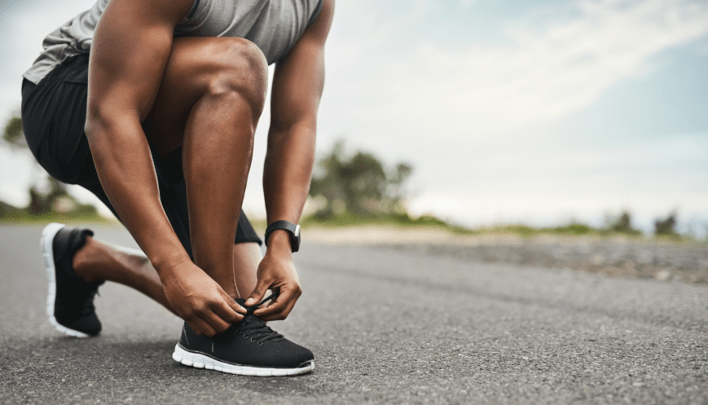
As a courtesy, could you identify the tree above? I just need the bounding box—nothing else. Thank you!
[607,210,641,236]
[2,116,26,149]
[654,212,678,236]
[309,140,413,219]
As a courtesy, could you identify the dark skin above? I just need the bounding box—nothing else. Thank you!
[84,0,334,336]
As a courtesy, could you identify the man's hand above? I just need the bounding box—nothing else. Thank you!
[245,232,302,321]
[162,260,246,336]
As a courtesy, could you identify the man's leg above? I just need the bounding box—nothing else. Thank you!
[141,36,268,299]
[232,242,260,298]
[71,239,261,313]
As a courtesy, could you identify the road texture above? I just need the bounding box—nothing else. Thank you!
[1,224,706,404]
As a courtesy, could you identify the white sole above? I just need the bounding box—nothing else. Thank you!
[172,344,314,377]
[41,222,90,338]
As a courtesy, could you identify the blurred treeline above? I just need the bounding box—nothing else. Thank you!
[0,115,697,239]
[472,211,682,239]
[305,140,688,239]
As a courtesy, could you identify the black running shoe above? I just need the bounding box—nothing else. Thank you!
[41,223,103,338]
[172,295,315,376]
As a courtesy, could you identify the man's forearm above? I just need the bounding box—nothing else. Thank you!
[263,123,316,228]
[87,116,190,273]
[84,0,195,276]
[245,123,313,312]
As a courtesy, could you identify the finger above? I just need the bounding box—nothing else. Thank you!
[254,288,297,319]
[260,293,299,321]
[197,313,226,336]
[264,288,301,321]
[261,292,275,308]
[212,299,244,324]
[245,278,270,307]
[221,291,247,314]
[187,318,206,336]
[192,317,216,336]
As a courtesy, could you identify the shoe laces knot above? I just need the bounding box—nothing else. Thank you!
[239,293,283,344]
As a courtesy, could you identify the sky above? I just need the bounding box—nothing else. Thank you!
[0,0,707,235]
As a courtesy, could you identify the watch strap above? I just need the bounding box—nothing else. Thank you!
[264,220,301,252]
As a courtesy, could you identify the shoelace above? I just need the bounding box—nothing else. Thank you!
[237,293,284,344]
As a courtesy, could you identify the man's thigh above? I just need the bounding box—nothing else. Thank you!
[142,36,267,158]
[21,54,92,184]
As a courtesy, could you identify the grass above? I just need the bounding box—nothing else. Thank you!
[301,213,448,228]
[301,214,600,236]
[0,210,115,225]
[298,213,704,244]
[302,214,606,236]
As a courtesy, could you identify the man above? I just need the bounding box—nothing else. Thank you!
[21,0,334,376]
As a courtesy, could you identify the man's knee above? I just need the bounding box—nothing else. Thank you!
[206,38,268,115]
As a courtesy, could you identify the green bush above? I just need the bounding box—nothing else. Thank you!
[655,213,678,237]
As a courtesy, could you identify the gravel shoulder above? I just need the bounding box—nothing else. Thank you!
[306,226,708,284]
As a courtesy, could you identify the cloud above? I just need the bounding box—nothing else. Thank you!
[323,0,708,146]
[423,0,707,132]
[407,130,708,229]
[459,0,476,10]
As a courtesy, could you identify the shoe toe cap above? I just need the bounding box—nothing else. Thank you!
[270,340,314,368]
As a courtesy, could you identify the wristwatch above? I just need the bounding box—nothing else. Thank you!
[264,220,301,252]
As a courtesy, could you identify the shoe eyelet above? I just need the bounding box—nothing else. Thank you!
[258,342,263,346]
[250,338,255,342]
[243,334,249,338]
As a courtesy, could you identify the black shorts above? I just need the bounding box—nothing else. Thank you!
[21,54,262,256]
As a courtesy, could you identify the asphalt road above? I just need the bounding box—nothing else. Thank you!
[1,224,706,404]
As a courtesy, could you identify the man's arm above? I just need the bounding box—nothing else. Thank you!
[86,0,244,334]
[245,0,334,320]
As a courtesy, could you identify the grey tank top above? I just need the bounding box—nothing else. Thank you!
[23,0,324,84]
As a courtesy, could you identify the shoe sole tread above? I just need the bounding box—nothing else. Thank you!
[172,344,314,377]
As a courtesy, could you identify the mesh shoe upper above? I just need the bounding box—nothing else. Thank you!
[179,297,314,369]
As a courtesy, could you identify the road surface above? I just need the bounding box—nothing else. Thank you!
[1,224,706,404]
